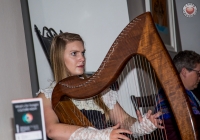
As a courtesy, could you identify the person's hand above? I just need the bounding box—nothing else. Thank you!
[110,123,132,140]
[136,110,164,129]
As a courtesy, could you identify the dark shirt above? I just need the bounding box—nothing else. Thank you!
[80,109,113,129]
[155,88,200,140]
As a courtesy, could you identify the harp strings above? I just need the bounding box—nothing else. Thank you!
[68,55,168,139]
[115,55,167,139]
[134,55,166,140]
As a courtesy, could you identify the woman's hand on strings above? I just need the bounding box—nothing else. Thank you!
[136,110,164,129]
[110,123,132,140]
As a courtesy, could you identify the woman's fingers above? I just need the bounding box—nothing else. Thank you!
[112,123,132,134]
[111,124,132,140]
[139,110,165,129]
[154,119,165,129]
[136,110,142,122]
[112,123,120,129]
[115,129,132,135]
[157,119,163,124]
[146,110,152,118]
[153,111,162,118]
[148,115,164,129]
[110,129,132,140]
[113,133,130,140]
[137,110,164,130]
[157,124,165,129]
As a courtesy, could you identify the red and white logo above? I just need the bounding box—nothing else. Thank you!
[183,3,197,17]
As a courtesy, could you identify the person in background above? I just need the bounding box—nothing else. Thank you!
[155,50,200,140]
[192,83,200,105]
[37,32,164,140]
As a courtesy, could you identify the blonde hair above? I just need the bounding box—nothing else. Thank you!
[50,32,110,121]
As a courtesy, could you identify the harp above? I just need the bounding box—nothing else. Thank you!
[52,12,198,140]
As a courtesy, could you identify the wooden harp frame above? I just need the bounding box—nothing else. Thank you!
[52,12,198,140]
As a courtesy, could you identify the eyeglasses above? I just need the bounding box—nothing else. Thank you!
[186,68,200,77]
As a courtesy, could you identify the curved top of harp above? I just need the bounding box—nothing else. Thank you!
[52,12,198,140]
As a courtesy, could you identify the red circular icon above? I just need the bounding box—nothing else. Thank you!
[183,3,197,17]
